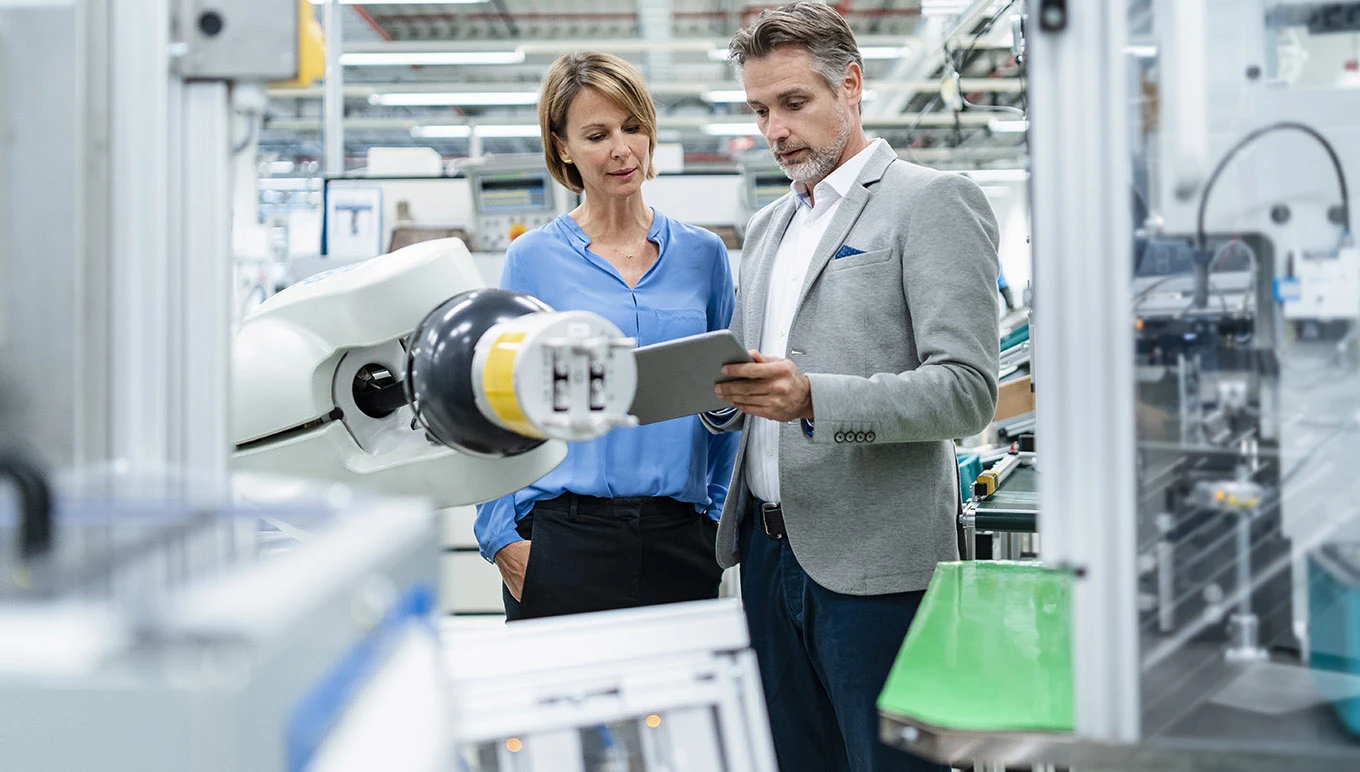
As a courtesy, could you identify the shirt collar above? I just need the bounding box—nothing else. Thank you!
[789,138,887,209]
[557,207,666,252]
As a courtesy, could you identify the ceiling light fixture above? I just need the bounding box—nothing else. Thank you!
[371,91,538,106]
[701,89,877,103]
[920,0,971,17]
[340,51,525,67]
[411,125,473,139]
[311,0,488,5]
[705,122,763,136]
[471,125,541,138]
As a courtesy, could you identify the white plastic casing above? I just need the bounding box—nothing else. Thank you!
[231,238,568,506]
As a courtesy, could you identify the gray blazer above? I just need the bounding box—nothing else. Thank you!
[716,141,1000,595]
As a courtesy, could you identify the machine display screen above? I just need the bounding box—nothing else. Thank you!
[476,176,551,213]
[752,174,789,208]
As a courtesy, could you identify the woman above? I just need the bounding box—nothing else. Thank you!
[474,52,739,620]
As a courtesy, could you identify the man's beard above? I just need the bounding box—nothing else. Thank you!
[772,108,852,184]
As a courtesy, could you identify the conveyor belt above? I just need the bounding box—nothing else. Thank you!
[971,465,1038,533]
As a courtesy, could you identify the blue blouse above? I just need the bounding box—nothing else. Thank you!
[473,209,740,563]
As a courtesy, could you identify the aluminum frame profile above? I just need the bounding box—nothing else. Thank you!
[1027,0,1140,743]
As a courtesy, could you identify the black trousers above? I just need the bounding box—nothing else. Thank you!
[740,506,947,772]
[502,493,723,621]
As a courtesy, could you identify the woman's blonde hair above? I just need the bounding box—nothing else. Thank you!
[539,52,659,193]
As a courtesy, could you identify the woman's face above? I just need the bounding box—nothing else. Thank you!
[554,87,651,200]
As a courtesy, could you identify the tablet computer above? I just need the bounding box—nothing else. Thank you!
[630,330,752,425]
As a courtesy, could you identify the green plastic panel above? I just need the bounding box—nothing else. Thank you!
[877,561,1074,733]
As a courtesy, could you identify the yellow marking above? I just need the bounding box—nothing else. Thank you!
[506,738,523,753]
[645,714,662,729]
[482,332,546,438]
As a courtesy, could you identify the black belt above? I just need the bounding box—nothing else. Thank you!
[752,498,787,540]
[533,492,692,517]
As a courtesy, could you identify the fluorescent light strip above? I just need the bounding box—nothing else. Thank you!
[710,47,906,62]
[474,125,540,138]
[311,0,487,5]
[341,51,525,67]
[411,125,472,139]
[410,125,541,139]
[705,122,762,136]
[371,91,538,106]
[702,89,877,103]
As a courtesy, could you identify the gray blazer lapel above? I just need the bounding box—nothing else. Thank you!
[795,144,897,311]
[746,197,798,345]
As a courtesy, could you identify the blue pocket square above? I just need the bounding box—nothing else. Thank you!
[833,245,865,259]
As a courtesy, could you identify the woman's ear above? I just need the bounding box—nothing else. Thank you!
[553,135,572,164]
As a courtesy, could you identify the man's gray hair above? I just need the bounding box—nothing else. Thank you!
[727,2,863,93]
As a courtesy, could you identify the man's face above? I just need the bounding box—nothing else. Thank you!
[741,46,859,184]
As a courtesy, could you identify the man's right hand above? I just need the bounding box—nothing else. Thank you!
[494,540,532,602]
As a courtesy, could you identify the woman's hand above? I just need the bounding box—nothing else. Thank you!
[494,540,532,602]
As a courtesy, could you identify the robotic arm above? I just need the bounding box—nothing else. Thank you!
[231,238,637,506]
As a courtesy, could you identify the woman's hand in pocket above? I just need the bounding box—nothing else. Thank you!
[495,540,532,602]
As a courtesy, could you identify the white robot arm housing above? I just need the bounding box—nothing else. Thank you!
[231,238,637,506]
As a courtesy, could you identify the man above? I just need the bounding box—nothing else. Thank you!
[706,4,1000,771]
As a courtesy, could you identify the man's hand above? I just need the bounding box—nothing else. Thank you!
[714,350,814,423]
[494,540,531,602]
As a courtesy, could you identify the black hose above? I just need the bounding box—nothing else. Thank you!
[0,455,52,561]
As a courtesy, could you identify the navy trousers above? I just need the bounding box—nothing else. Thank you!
[740,510,948,772]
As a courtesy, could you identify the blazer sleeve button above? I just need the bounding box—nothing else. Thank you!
[866,431,876,442]
[834,432,845,443]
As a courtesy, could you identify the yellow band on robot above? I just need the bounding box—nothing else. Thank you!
[481,332,546,439]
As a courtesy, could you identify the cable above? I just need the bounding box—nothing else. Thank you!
[1195,121,1351,251]
[962,95,1026,116]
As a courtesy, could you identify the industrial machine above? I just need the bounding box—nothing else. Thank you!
[880,1,1360,770]
[444,599,778,772]
[231,237,638,507]
[466,155,576,253]
[735,153,791,243]
[0,473,448,772]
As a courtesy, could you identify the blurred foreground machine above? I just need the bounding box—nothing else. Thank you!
[445,599,778,772]
[0,476,450,772]
[880,2,1360,770]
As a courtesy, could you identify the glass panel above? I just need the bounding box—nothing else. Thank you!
[1131,0,1360,759]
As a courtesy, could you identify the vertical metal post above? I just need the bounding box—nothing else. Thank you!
[1029,0,1140,743]
[108,0,172,471]
[323,0,344,176]
[174,82,232,491]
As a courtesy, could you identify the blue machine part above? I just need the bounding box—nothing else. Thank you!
[286,583,438,772]
[957,452,983,505]
[1309,544,1360,736]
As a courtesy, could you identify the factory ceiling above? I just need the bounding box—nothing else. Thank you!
[260,0,1029,175]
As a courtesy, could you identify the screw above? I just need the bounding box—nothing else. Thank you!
[198,10,224,37]
[1246,64,1261,80]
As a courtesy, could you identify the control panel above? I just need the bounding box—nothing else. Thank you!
[466,156,574,253]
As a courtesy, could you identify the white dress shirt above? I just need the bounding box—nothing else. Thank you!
[746,139,886,503]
